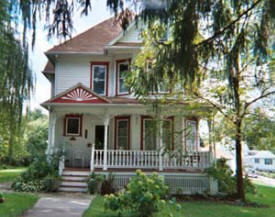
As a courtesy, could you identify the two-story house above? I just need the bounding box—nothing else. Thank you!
[42,16,217,194]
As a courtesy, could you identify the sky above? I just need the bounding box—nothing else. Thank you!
[28,1,113,114]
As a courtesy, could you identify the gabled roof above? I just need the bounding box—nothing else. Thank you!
[42,83,111,106]
[42,61,55,77]
[249,150,275,158]
[46,17,123,54]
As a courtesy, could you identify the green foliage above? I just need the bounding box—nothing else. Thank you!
[205,158,256,195]
[85,185,275,217]
[0,192,39,217]
[12,152,61,192]
[87,172,104,194]
[0,109,47,166]
[101,173,116,195]
[104,170,169,217]
[0,192,4,203]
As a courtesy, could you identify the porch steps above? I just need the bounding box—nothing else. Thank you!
[58,169,90,193]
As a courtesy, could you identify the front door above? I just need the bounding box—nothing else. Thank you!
[95,125,104,149]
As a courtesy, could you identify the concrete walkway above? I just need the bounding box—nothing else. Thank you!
[23,193,92,217]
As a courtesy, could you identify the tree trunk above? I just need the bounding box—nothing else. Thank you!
[8,126,14,165]
[235,120,245,201]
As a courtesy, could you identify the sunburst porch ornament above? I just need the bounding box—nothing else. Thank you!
[61,88,96,101]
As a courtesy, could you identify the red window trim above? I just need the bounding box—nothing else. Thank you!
[114,116,131,150]
[140,116,174,150]
[184,117,199,152]
[90,61,109,96]
[116,58,131,96]
[63,114,83,137]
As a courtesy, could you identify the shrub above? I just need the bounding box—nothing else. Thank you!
[12,151,61,192]
[104,170,169,217]
[87,172,104,194]
[41,175,60,192]
[205,158,256,195]
[101,173,116,195]
[0,192,4,203]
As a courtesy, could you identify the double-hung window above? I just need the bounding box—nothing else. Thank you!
[115,117,130,150]
[91,62,108,96]
[116,59,130,95]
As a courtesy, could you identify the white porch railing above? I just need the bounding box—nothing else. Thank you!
[91,148,211,171]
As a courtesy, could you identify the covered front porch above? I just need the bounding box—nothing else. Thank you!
[46,106,212,174]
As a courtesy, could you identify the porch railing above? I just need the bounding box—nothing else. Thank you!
[90,146,211,171]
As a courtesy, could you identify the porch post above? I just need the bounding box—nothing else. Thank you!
[159,117,164,171]
[46,112,57,160]
[103,116,110,171]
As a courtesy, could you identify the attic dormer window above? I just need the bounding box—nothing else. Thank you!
[91,62,109,96]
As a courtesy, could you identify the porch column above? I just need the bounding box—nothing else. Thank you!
[46,112,57,159]
[159,118,164,171]
[103,116,110,171]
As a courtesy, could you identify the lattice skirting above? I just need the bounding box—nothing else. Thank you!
[99,172,210,195]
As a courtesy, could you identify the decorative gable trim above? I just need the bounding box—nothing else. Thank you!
[43,83,111,105]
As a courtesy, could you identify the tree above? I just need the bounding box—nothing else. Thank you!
[6,0,275,202]
[0,1,33,164]
[125,2,275,202]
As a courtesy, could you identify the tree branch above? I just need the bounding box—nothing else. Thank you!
[191,91,233,122]
[195,0,263,47]
[241,90,275,119]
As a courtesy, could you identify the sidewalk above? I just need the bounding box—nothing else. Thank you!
[22,193,92,217]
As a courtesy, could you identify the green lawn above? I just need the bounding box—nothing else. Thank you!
[83,185,275,217]
[0,167,26,183]
[0,192,39,217]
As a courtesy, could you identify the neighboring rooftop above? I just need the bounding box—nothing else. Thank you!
[248,150,275,158]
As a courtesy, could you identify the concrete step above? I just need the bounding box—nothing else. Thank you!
[60,181,88,187]
[62,170,90,177]
[58,187,88,193]
[62,176,88,182]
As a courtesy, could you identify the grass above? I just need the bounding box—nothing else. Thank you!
[0,192,39,217]
[0,167,26,183]
[83,185,275,217]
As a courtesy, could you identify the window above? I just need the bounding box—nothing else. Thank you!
[264,158,272,165]
[116,59,130,95]
[145,60,168,94]
[141,117,173,150]
[64,115,82,136]
[143,119,157,150]
[185,120,197,152]
[91,62,108,96]
[115,117,130,149]
[255,158,260,164]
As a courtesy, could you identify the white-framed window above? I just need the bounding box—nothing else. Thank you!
[142,117,173,150]
[64,115,82,136]
[185,120,197,152]
[254,158,260,164]
[115,117,130,150]
[117,60,130,95]
[264,158,272,165]
[91,63,108,95]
